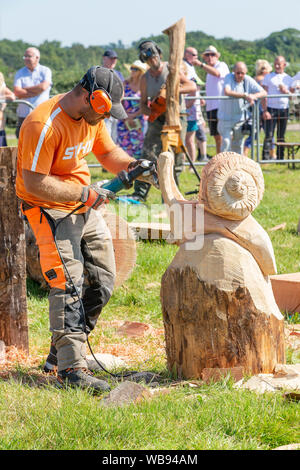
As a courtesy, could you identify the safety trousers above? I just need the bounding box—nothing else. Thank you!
[22,205,116,372]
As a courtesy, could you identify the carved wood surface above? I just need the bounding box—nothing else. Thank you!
[0,147,28,351]
[163,17,186,128]
[158,151,285,379]
[161,264,285,378]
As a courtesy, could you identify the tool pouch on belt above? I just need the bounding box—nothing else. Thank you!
[21,203,67,290]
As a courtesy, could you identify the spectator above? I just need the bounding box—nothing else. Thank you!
[290,71,300,93]
[196,45,229,154]
[243,59,273,157]
[117,60,148,158]
[183,47,207,163]
[255,59,273,85]
[183,47,203,82]
[102,49,124,143]
[13,47,52,138]
[0,72,15,146]
[102,49,124,81]
[185,77,208,165]
[261,56,293,160]
[217,62,266,154]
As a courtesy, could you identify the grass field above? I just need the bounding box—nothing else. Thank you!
[0,133,300,451]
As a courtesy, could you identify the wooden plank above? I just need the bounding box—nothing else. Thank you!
[128,222,171,240]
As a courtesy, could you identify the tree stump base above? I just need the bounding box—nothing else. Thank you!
[161,265,285,379]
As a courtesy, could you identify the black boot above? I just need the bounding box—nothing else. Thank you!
[43,342,58,373]
[57,368,111,394]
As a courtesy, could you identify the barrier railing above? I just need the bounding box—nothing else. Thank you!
[3,95,299,167]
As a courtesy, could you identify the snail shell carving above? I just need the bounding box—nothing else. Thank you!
[198,152,264,220]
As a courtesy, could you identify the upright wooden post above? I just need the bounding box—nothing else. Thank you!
[163,17,186,129]
[0,147,29,352]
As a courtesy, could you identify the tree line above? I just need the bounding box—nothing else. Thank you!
[1,28,300,95]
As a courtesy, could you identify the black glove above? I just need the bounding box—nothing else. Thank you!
[80,182,116,209]
[127,159,159,188]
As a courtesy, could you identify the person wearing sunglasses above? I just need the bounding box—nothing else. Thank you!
[196,45,229,155]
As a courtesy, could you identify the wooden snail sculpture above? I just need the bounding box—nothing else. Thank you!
[158,151,285,379]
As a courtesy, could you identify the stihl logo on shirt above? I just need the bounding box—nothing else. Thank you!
[62,139,94,160]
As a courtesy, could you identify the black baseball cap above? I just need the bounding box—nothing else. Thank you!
[80,66,127,120]
[103,49,118,58]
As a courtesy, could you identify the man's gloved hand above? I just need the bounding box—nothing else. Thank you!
[127,159,159,189]
[80,181,116,209]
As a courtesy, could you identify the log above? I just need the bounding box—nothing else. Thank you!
[158,151,285,378]
[0,147,29,352]
[26,209,136,290]
[163,17,186,129]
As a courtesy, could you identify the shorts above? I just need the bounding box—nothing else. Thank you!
[206,109,219,136]
[187,120,198,132]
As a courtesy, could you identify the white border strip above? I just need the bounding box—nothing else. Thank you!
[31,107,61,171]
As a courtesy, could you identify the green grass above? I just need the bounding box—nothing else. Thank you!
[1,130,300,450]
[0,378,299,450]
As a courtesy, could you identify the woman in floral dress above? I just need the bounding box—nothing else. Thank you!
[117,60,147,158]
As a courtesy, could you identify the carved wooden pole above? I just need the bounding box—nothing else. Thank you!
[163,17,186,130]
[0,147,29,352]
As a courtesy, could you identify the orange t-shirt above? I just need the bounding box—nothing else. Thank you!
[16,94,116,212]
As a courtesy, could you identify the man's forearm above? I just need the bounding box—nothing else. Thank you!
[14,82,49,99]
[26,82,49,95]
[96,146,134,175]
[194,60,220,77]
[23,170,82,203]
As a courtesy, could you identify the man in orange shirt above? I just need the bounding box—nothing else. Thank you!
[16,66,154,393]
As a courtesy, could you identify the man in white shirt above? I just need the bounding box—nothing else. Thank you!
[261,56,293,160]
[14,47,52,138]
[196,45,229,154]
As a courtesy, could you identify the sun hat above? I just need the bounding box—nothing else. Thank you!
[80,66,127,120]
[202,45,220,58]
[126,60,148,74]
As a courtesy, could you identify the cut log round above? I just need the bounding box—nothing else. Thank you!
[26,209,136,290]
[102,210,136,289]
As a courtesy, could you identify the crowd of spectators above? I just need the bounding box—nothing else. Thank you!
[1,43,300,168]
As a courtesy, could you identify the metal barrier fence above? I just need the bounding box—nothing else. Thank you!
[185,94,300,165]
[2,95,300,166]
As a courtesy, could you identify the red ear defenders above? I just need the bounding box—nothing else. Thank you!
[82,67,113,114]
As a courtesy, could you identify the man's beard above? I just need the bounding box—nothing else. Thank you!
[151,55,161,71]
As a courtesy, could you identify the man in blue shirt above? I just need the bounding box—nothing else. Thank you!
[14,47,52,137]
[102,49,124,143]
[217,62,266,154]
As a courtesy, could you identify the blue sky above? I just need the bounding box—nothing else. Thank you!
[1,0,300,47]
